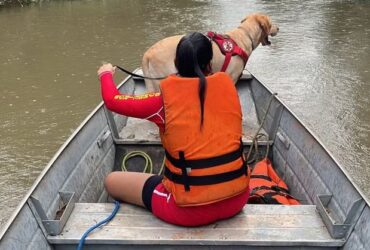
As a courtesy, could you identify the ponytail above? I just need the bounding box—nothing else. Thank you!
[194,60,206,126]
[175,32,213,127]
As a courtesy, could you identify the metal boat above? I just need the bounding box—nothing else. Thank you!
[1,69,369,249]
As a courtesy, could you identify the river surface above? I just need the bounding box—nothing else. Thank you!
[1,0,370,228]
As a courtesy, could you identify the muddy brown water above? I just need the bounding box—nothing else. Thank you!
[1,0,370,228]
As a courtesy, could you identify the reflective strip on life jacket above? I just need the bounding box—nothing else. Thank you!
[248,158,300,205]
[160,73,250,207]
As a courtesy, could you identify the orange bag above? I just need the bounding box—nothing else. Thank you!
[248,158,300,205]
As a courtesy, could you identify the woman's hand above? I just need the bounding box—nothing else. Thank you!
[97,63,116,76]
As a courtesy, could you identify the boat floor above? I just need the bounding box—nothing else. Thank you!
[49,203,344,249]
[119,117,267,144]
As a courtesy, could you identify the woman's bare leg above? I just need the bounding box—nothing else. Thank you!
[104,171,154,207]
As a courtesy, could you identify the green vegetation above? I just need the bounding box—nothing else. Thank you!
[0,0,40,7]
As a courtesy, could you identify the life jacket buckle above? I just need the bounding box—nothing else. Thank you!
[179,151,191,192]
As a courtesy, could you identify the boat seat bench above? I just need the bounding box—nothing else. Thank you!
[48,203,345,249]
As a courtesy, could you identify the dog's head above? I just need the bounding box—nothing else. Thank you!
[240,14,279,46]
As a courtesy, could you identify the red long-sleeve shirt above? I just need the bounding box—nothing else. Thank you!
[99,72,165,131]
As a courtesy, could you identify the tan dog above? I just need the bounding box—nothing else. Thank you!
[142,13,279,92]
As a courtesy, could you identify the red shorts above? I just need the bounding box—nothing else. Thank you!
[142,176,249,226]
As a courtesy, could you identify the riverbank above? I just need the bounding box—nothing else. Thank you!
[0,0,37,8]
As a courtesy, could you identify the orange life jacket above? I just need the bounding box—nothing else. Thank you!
[160,72,250,207]
[248,158,300,205]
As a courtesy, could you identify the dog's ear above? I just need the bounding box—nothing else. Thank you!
[240,16,247,23]
[255,15,272,36]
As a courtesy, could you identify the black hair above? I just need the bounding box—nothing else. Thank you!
[174,32,213,127]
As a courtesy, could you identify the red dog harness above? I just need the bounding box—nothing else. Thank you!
[207,31,249,72]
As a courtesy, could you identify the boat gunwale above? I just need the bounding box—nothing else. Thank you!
[248,70,370,208]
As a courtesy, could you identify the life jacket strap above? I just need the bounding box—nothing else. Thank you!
[164,163,247,187]
[250,185,291,196]
[250,192,282,205]
[249,186,298,205]
[165,142,243,170]
[250,175,291,194]
[250,174,272,181]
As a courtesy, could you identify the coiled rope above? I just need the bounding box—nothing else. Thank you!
[121,151,165,175]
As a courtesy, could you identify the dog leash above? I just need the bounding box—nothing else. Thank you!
[115,65,166,80]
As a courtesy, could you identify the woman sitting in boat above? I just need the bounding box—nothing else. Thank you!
[97,32,250,226]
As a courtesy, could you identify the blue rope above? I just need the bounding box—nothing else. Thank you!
[77,200,120,250]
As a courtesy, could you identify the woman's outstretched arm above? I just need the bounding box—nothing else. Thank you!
[98,63,165,129]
